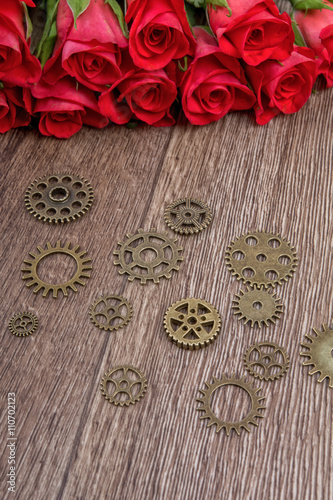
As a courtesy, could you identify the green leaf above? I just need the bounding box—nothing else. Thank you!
[185,0,205,7]
[178,56,189,72]
[67,0,91,27]
[36,0,60,67]
[291,19,306,46]
[23,4,33,39]
[104,0,128,38]
[289,0,333,11]
[206,0,231,16]
[185,1,197,26]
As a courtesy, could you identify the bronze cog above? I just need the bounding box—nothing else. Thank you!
[8,312,38,337]
[89,294,133,331]
[25,173,94,223]
[100,365,147,406]
[164,198,212,234]
[244,342,290,381]
[196,374,265,435]
[225,231,298,288]
[114,228,183,284]
[232,287,283,328]
[300,324,333,388]
[21,241,92,298]
[164,298,221,350]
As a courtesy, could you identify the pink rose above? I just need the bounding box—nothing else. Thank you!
[0,85,31,133]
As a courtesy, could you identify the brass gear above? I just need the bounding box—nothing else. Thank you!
[164,297,221,350]
[8,312,38,337]
[244,342,290,381]
[21,241,92,298]
[164,198,212,234]
[196,374,265,435]
[300,324,333,388]
[89,294,133,331]
[232,286,283,328]
[25,173,94,223]
[100,365,147,406]
[225,231,298,288]
[113,228,183,284]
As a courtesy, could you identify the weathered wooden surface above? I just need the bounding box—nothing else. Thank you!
[1,87,333,500]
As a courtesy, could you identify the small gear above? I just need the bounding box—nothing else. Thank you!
[244,342,290,381]
[8,312,38,337]
[196,374,265,435]
[89,294,133,331]
[232,286,283,328]
[114,228,183,284]
[25,173,94,223]
[164,298,221,350]
[21,241,92,298]
[164,198,212,234]
[300,324,333,388]
[225,231,298,288]
[100,365,147,406]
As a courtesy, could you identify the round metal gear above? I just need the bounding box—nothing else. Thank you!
[25,173,94,223]
[100,365,147,406]
[164,197,212,235]
[232,286,283,328]
[300,324,333,388]
[164,297,221,350]
[89,294,133,331]
[244,342,290,381]
[21,240,92,298]
[196,374,265,435]
[225,231,298,288]
[113,228,183,284]
[8,312,38,337]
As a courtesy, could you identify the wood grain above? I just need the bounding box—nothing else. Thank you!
[1,86,332,500]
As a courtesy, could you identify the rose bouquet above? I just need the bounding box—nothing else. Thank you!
[0,0,332,137]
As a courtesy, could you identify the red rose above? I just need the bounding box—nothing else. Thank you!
[244,46,317,125]
[0,85,31,133]
[125,0,196,70]
[208,0,294,66]
[180,28,256,125]
[32,77,108,138]
[99,51,177,126]
[0,1,41,86]
[295,1,333,87]
[43,0,128,91]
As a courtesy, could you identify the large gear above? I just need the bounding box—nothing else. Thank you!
[164,198,212,235]
[225,231,298,288]
[89,294,133,331]
[232,286,283,328]
[100,365,147,406]
[21,241,92,298]
[300,324,333,388]
[25,173,94,223]
[8,312,38,337]
[244,342,290,381]
[163,297,221,350]
[196,374,265,435]
[114,228,183,284]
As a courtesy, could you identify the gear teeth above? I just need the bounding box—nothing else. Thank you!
[300,324,333,387]
[244,342,290,381]
[8,312,39,337]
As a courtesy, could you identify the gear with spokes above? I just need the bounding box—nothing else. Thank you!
[89,294,133,331]
[300,324,333,388]
[100,365,147,406]
[244,342,290,381]
[225,231,298,288]
[196,374,265,435]
[25,173,94,223]
[163,297,221,350]
[21,241,92,298]
[232,286,283,328]
[164,197,213,235]
[114,228,183,284]
[8,312,38,337]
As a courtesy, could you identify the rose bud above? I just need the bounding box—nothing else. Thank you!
[125,0,196,70]
[0,85,32,133]
[295,0,333,87]
[244,46,318,125]
[32,77,108,138]
[180,27,256,126]
[208,0,294,66]
[99,50,178,126]
[0,0,41,86]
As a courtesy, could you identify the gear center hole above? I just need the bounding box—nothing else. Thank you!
[37,253,78,285]
[184,211,192,218]
[210,385,252,423]
[139,248,158,263]
[187,316,197,325]
[49,186,70,202]
[252,301,263,310]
